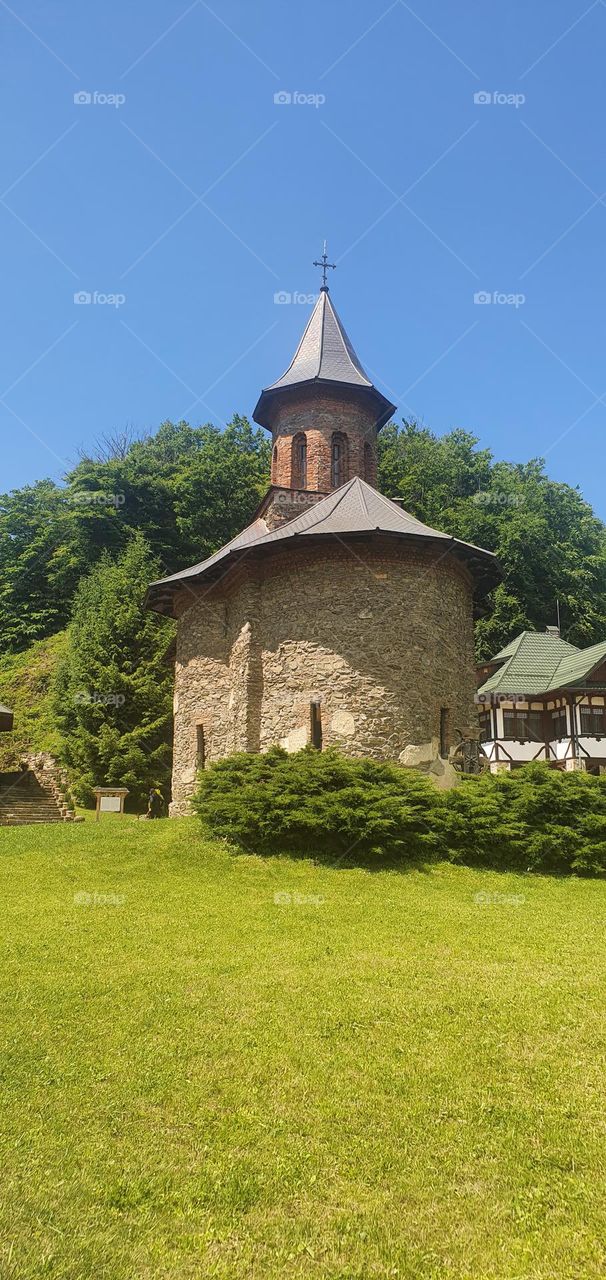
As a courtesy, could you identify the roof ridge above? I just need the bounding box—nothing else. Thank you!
[357,475,370,518]
[324,292,363,382]
[359,479,456,538]
[297,477,357,534]
[317,291,327,378]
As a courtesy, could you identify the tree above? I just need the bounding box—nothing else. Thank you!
[0,480,87,652]
[53,534,174,808]
[4,414,606,668]
[0,416,271,654]
[66,415,271,574]
[378,422,606,659]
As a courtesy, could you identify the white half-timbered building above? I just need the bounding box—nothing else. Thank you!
[476,628,606,773]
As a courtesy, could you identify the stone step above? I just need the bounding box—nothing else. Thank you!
[0,792,56,801]
[0,798,66,824]
[0,808,63,819]
[1,792,58,798]
[1,794,57,801]
[0,818,63,825]
[0,812,63,819]
[0,765,72,825]
[0,805,63,813]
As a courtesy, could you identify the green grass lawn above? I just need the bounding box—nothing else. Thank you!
[2,819,606,1280]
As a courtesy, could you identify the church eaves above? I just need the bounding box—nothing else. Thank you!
[146,476,500,616]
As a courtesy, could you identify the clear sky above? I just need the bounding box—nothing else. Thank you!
[2,0,606,516]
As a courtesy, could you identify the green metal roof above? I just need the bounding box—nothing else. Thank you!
[478,631,580,696]
[546,639,606,690]
[489,633,526,663]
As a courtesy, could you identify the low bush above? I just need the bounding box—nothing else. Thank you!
[193,746,440,861]
[195,750,606,875]
[438,761,606,875]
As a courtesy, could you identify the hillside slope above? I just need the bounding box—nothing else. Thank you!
[0,631,67,770]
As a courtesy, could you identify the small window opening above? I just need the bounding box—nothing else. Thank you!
[310,699,323,750]
[331,433,347,488]
[196,723,205,770]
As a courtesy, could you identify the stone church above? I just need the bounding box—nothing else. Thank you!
[147,277,499,815]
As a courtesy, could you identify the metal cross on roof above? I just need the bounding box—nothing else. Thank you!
[313,240,336,290]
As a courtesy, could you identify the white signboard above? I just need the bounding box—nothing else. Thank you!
[100,795,121,812]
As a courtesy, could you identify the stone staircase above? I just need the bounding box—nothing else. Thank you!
[0,770,68,825]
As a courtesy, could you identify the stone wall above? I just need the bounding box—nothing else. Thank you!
[169,539,478,814]
[270,389,378,490]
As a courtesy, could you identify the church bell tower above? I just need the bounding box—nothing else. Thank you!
[252,248,396,527]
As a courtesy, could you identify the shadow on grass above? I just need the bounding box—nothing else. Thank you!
[211,836,443,877]
[206,834,606,881]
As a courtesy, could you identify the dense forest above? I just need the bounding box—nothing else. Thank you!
[2,414,606,803]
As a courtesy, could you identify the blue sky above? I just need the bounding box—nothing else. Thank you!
[3,0,606,516]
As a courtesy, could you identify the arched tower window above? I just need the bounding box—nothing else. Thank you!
[272,444,278,482]
[291,433,307,488]
[331,432,348,488]
[364,441,374,482]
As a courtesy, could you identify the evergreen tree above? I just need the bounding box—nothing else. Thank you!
[54,533,174,809]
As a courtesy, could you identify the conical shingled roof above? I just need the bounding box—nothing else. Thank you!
[253,290,396,430]
[146,477,500,615]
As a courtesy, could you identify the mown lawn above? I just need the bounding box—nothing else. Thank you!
[1,818,606,1280]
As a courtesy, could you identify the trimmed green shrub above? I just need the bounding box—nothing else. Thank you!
[437,762,606,875]
[193,747,440,861]
[195,751,606,876]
